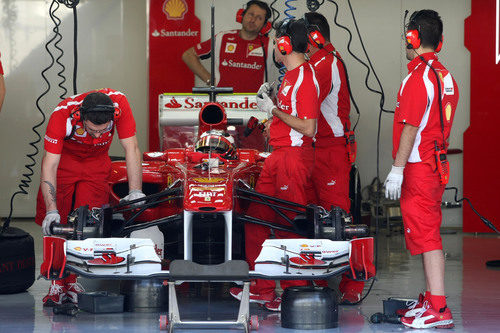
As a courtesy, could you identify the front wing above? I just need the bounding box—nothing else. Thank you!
[40,236,375,281]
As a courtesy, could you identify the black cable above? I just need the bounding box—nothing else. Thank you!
[445,187,499,234]
[326,0,394,114]
[2,0,63,232]
[2,0,79,232]
[72,6,78,94]
[269,0,281,27]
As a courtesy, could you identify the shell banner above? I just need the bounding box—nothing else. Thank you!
[149,0,200,151]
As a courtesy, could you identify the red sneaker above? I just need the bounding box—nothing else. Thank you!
[229,287,275,305]
[264,296,282,312]
[65,281,85,304]
[340,289,361,305]
[43,280,67,307]
[396,293,425,317]
[401,302,454,329]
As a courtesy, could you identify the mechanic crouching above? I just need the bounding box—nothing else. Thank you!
[230,18,319,312]
[35,89,145,306]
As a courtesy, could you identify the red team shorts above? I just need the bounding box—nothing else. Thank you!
[400,161,445,255]
[35,153,112,226]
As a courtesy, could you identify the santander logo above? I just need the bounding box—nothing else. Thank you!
[164,97,182,108]
[164,96,258,110]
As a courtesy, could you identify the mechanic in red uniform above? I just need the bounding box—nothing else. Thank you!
[305,11,365,305]
[36,89,145,306]
[384,10,458,329]
[182,0,271,93]
[230,18,319,312]
[0,52,5,113]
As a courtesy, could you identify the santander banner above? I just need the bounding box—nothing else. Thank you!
[463,0,500,232]
[149,0,200,151]
[160,94,258,111]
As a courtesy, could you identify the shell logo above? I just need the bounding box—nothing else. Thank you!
[445,102,452,122]
[163,0,187,20]
[193,177,225,183]
[76,128,85,135]
[249,175,255,188]
[74,247,81,251]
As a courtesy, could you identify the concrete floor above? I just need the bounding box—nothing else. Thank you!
[1,220,500,332]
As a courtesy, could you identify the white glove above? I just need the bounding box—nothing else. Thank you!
[384,165,405,200]
[257,82,272,97]
[42,210,60,236]
[256,92,276,119]
[120,189,146,207]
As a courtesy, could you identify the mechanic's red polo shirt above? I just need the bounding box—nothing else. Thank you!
[269,62,319,148]
[44,88,136,158]
[393,53,459,162]
[195,30,270,93]
[309,43,351,147]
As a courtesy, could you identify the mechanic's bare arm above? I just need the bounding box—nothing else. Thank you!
[41,151,61,212]
[394,123,419,167]
[271,108,317,137]
[0,75,5,113]
[120,135,142,192]
[182,47,211,84]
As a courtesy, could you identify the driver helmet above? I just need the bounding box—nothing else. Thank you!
[195,130,237,160]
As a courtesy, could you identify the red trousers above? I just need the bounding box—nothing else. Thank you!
[35,153,111,226]
[311,144,351,212]
[245,146,314,296]
[312,144,364,295]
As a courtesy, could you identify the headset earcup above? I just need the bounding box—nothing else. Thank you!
[405,29,420,49]
[113,107,121,119]
[277,35,293,55]
[72,110,81,122]
[435,35,443,53]
[308,30,325,48]
[260,21,271,35]
[236,8,244,24]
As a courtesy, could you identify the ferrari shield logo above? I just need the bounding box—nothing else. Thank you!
[247,44,263,57]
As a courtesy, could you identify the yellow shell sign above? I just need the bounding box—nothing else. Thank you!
[445,103,452,122]
[193,177,225,183]
[163,0,187,20]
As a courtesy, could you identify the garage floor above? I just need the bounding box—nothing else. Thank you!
[1,220,500,332]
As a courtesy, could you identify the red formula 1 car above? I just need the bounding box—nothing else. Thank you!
[41,88,375,281]
[40,89,375,331]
